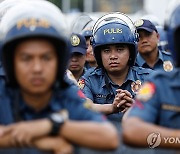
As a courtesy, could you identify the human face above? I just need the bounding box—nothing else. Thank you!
[14,38,58,95]
[101,44,130,74]
[86,38,96,63]
[69,52,86,73]
[137,30,159,55]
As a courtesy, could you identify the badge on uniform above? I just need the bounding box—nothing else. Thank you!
[78,79,85,89]
[163,61,173,72]
[131,80,142,94]
[136,82,155,102]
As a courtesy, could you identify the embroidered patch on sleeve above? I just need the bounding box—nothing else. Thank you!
[77,90,86,98]
[78,79,85,89]
[136,82,155,102]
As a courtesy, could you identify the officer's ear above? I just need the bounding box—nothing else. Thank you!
[156,32,160,40]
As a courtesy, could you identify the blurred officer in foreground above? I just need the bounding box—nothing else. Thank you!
[81,13,152,129]
[122,1,180,151]
[0,1,119,153]
[135,19,173,71]
[69,33,87,81]
[81,19,98,69]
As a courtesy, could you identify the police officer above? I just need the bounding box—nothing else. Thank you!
[68,33,87,81]
[81,13,152,127]
[134,19,174,72]
[122,1,180,151]
[0,1,119,153]
[81,19,98,69]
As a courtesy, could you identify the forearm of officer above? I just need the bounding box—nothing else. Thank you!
[122,117,180,149]
[92,103,114,114]
[59,121,119,150]
[0,132,73,153]
[85,98,114,114]
[0,120,119,150]
[33,136,73,153]
[0,134,14,148]
[0,125,14,148]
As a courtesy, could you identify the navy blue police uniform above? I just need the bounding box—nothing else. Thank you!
[0,81,105,124]
[127,70,180,128]
[136,50,173,70]
[82,66,152,121]
[134,19,174,71]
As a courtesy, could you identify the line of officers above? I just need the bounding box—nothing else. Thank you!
[0,0,179,154]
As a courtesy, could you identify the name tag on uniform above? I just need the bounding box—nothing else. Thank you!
[162,104,180,112]
[94,94,106,98]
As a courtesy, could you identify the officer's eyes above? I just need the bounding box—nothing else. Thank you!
[21,55,31,61]
[42,55,52,61]
[20,55,53,62]
[102,49,110,53]
[117,47,124,52]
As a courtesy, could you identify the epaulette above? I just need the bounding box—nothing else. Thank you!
[132,66,153,75]
[161,50,172,56]
[148,69,178,82]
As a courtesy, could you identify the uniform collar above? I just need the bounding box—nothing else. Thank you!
[136,53,146,67]
[101,67,135,88]
[136,50,164,67]
[19,91,59,113]
[158,50,164,62]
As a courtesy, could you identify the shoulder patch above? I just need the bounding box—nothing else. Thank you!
[83,99,93,110]
[77,90,86,98]
[132,66,153,75]
[78,79,85,89]
[161,50,172,56]
[136,82,155,102]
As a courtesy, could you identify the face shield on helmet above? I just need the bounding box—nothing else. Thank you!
[81,18,97,38]
[164,0,180,67]
[71,14,93,34]
[91,12,139,67]
[0,0,70,87]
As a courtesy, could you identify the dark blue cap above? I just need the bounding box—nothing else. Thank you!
[70,33,87,55]
[134,19,157,33]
